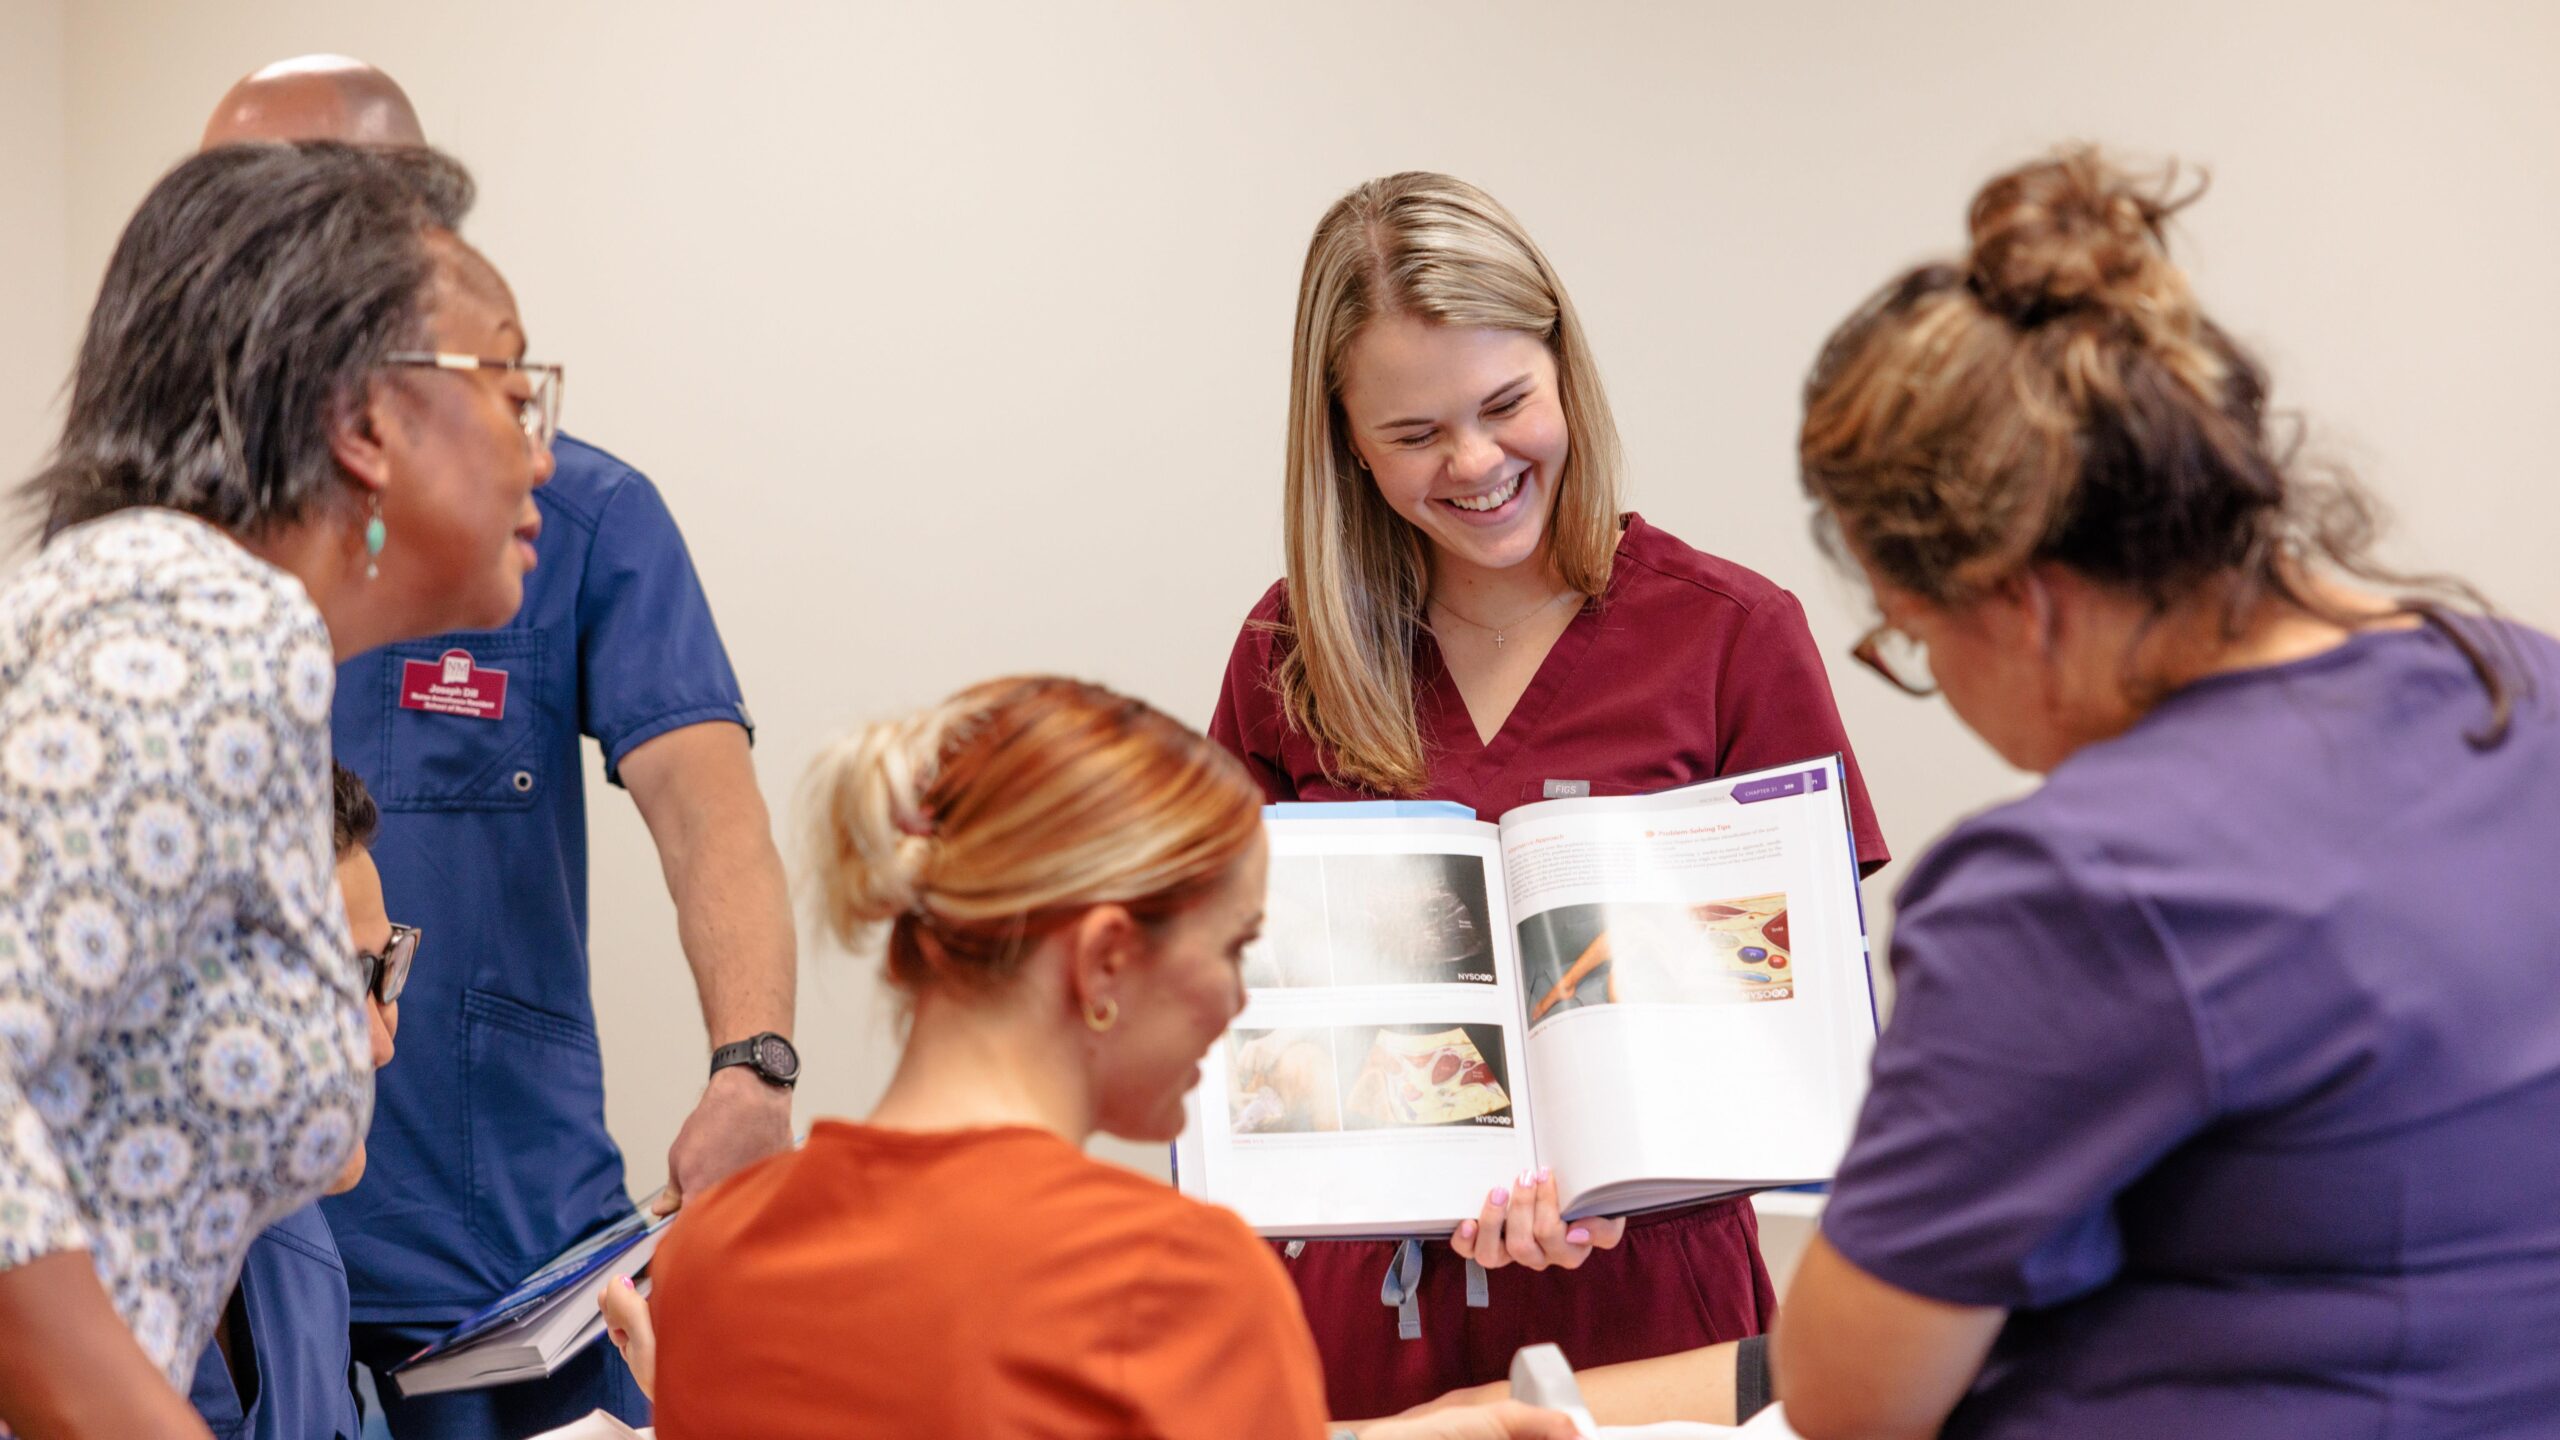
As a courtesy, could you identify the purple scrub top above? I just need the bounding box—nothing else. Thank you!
[1825,619,2560,1439]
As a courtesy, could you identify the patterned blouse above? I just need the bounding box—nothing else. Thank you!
[0,509,364,1385]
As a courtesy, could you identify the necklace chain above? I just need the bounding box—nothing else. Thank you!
[1430,587,1580,650]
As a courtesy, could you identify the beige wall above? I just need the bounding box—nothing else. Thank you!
[34,0,2560,1194]
[0,0,67,535]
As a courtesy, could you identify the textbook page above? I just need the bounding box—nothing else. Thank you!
[1503,758,1873,1216]
[1182,817,1539,1236]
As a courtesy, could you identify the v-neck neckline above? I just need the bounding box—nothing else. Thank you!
[1416,583,1606,791]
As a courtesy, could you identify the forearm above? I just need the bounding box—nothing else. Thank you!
[623,724,797,1048]
[1771,1236,2000,1440]
[667,819,795,1046]
[1562,1339,1743,1427]
[0,1251,212,1440]
[1373,1340,1741,1430]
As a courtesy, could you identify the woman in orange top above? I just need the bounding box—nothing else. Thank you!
[639,677,1572,1440]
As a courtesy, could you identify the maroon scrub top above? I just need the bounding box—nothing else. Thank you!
[1208,514,1889,1417]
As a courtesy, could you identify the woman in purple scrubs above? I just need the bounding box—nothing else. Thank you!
[1210,171,1888,1422]
[1770,149,2560,1438]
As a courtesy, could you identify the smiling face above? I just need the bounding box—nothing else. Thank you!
[369,232,553,632]
[1088,836,1269,1143]
[1337,316,1570,579]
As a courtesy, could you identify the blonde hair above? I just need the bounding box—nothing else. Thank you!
[802,676,1265,994]
[1801,145,2513,741]
[1276,172,1625,794]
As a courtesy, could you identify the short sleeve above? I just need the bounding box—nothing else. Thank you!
[1123,1204,1329,1440]
[574,473,749,783]
[1715,591,1891,872]
[1820,818,2215,1309]
[1207,586,1300,803]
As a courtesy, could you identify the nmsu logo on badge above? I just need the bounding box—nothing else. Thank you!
[400,648,510,722]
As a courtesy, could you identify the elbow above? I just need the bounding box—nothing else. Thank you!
[1773,1337,1941,1440]
[1785,1398,1937,1440]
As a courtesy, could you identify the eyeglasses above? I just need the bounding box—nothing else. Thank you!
[1851,621,1938,697]
[380,352,564,453]
[357,922,422,1006]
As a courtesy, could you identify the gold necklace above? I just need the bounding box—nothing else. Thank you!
[1430,588,1580,650]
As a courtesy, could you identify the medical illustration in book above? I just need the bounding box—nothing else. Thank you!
[1339,1023,1514,1130]
[1522,893,1795,1022]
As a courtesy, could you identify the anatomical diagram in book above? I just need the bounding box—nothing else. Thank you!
[1338,1023,1514,1130]
[1520,893,1795,1024]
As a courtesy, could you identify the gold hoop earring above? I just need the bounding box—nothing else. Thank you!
[1083,996,1119,1033]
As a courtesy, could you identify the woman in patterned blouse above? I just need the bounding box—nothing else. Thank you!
[0,142,556,1438]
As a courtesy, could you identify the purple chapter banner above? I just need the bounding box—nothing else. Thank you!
[1734,768,1829,805]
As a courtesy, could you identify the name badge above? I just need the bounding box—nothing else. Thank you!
[400,649,510,722]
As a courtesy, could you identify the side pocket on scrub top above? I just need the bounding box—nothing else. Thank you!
[460,988,610,1267]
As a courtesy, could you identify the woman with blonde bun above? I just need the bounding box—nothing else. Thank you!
[639,677,1576,1440]
[1757,149,2560,1438]
[1211,171,1890,1422]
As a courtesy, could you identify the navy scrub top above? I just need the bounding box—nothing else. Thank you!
[187,1203,359,1440]
[322,435,749,1322]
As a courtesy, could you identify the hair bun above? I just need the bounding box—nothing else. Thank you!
[1964,146,2192,332]
[802,710,956,946]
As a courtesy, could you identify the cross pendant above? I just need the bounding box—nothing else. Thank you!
[1493,631,1507,649]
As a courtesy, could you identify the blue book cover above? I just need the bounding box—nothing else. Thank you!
[394,1208,671,1368]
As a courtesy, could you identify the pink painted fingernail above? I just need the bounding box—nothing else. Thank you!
[1538,1166,1554,1184]
[1567,1227,1592,1244]
[1459,1220,1479,1241]
[1489,1186,1509,1207]
[1518,1169,1536,1188]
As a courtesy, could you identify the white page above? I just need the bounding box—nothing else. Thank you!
[1181,819,1538,1235]
[1501,760,1873,1214]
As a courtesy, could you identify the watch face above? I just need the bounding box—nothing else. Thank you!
[754,1034,800,1082]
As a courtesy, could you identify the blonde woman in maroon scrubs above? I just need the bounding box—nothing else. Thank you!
[1209,172,1890,1423]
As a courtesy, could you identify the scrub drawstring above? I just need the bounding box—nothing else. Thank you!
[1377,1243,1495,1340]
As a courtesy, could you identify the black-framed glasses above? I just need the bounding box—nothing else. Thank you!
[1851,621,1938,697]
[358,922,422,1005]
[380,351,563,453]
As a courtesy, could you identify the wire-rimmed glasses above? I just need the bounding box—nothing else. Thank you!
[381,351,563,453]
[1850,622,1937,697]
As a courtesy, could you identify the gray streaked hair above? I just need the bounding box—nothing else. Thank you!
[25,141,477,541]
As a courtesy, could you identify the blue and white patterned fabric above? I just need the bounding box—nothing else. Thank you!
[0,508,366,1385]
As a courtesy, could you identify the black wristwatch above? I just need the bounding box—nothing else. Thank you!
[710,1031,800,1090]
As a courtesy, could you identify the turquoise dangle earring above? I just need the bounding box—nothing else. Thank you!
[364,493,387,580]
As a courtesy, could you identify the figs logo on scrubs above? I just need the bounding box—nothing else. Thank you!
[400,649,510,721]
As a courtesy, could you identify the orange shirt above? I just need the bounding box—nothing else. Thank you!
[650,1121,1331,1439]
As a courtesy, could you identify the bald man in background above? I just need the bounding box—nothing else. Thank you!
[204,56,799,1440]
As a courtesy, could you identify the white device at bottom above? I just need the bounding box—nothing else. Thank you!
[1510,1342,1602,1436]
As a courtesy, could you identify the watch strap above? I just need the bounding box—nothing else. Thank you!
[710,1032,798,1088]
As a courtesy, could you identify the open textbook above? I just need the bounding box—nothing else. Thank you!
[1176,756,1874,1237]
[392,1208,669,1396]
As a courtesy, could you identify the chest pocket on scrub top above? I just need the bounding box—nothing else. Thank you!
[372,631,548,811]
